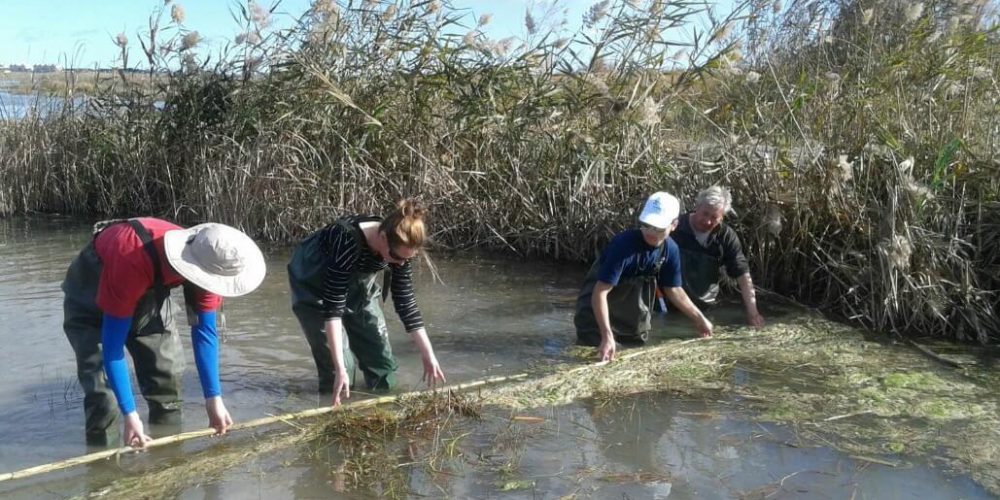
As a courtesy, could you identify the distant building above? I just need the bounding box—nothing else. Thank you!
[32,64,62,73]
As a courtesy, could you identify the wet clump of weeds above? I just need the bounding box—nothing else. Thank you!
[71,391,483,500]
[299,390,484,498]
[295,390,556,498]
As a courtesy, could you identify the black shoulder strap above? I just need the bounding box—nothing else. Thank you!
[653,241,668,273]
[335,216,369,251]
[382,265,393,303]
[651,242,669,296]
[127,219,167,297]
[336,216,392,302]
[92,218,130,237]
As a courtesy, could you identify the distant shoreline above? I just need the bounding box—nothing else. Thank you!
[0,69,155,96]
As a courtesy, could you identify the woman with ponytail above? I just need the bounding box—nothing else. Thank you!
[287,199,446,405]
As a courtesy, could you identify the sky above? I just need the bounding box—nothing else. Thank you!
[0,0,593,68]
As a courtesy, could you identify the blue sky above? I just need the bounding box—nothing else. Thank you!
[0,1,735,68]
[0,1,586,67]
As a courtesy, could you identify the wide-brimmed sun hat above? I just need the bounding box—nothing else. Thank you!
[638,191,681,229]
[163,223,266,297]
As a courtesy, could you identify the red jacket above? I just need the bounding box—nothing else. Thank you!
[94,218,222,318]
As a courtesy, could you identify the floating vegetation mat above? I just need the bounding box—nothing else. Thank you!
[75,314,1000,498]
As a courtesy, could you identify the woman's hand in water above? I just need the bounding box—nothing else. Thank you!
[332,368,351,406]
[421,352,446,388]
[410,328,446,388]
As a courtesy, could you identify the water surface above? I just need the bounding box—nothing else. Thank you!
[0,217,991,498]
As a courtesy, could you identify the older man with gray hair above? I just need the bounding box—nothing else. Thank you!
[672,186,765,328]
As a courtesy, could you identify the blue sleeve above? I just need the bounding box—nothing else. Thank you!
[191,310,222,399]
[101,314,136,415]
[659,239,683,288]
[596,236,631,286]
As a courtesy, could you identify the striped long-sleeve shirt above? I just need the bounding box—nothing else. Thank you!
[318,216,424,332]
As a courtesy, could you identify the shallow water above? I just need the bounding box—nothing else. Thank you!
[0,217,587,470]
[0,216,992,498]
[200,395,990,499]
[0,90,81,120]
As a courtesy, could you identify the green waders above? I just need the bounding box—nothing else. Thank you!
[288,221,398,393]
[679,247,722,309]
[62,219,184,446]
[573,250,665,347]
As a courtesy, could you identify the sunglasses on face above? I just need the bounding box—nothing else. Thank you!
[388,245,409,262]
[640,223,668,235]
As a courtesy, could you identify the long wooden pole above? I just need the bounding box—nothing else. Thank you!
[1,337,708,484]
[0,373,528,484]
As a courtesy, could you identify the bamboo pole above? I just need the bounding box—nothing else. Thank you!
[0,373,528,484]
[1,337,708,484]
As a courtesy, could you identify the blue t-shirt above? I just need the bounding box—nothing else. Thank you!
[596,229,683,288]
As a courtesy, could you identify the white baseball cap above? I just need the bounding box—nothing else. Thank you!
[638,192,681,229]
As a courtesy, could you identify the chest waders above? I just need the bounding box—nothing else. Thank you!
[61,219,184,446]
[574,246,666,347]
[288,218,399,394]
[679,246,722,309]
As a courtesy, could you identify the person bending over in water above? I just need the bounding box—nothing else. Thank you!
[574,192,713,362]
[288,198,446,406]
[671,185,764,328]
[63,218,266,447]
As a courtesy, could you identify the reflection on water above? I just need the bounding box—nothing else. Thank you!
[0,217,992,498]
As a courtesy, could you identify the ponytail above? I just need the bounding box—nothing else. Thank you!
[381,198,428,250]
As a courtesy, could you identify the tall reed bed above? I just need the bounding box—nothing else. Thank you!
[0,0,996,342]
[694,0,1000,342]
